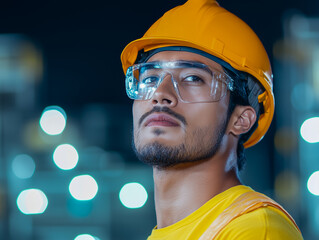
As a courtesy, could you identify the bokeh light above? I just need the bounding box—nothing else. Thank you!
[16,189,48,214]
[119,182,148,209]
[300,117,319,143]
[69,175,98,201]
[307,171,319,196]
[274,127,298,156]
[11,154,36,179]
[39,106,67,135]
[53,144,79,170]
[74,234,99,240]
[275,171,299,201]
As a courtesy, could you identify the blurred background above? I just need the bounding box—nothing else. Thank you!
[0,0,318,239]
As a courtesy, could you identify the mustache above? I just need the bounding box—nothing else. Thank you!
[138,106,187,127]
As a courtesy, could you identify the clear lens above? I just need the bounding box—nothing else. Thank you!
[125,61,233,103]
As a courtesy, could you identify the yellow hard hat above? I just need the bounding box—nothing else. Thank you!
[121,0,275,148]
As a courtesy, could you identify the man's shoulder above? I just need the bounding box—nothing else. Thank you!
[215,205,303,240]
[201,188,303,240]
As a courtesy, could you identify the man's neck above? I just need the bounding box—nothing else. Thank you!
[153,157,241,229]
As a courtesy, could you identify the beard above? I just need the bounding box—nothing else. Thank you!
[132,118,228,169]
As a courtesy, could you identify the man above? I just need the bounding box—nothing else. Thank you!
[121,0,303,239]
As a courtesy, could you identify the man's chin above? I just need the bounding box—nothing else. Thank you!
[137,137,181,149]
[133,142,187,168]
[140,127,184,142]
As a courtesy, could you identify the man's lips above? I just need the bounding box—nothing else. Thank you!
[144,113,180,127]
[138,106,187,127]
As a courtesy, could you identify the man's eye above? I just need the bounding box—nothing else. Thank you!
[182,75,205,84]
[141,76,159,85]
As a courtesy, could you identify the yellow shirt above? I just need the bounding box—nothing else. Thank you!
[147,185,303,240]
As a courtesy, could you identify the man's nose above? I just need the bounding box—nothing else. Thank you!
[151,73,178,107]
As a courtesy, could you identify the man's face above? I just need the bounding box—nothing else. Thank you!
[132,51,230,168]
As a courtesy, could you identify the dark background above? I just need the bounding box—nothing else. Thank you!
[0,0,315,107]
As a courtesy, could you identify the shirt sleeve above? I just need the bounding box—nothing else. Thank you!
[214,206,303,240]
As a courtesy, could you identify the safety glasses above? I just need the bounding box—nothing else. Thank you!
[125,60,234,103]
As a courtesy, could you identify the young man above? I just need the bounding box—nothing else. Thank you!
[121,0,303,239]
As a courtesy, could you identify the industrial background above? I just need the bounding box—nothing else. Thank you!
[0,0,319,239]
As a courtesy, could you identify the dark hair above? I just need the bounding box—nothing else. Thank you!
[224,68,264,171]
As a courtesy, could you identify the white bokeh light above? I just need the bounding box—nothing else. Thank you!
[39,106,67,135]
[119,182,148,209]
[69,175,98,201]
[74,234,99,240]
[53,144,79,170]
[307,171,319,196]
[12,154,35,179]
[300,117,319,143]
[16,189,48,214]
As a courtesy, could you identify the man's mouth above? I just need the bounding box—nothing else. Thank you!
[144,113,180,127]
[138,106,187,128]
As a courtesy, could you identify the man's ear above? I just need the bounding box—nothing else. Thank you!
[227,106,257,136]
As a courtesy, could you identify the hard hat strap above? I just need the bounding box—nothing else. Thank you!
[247,75,264,116]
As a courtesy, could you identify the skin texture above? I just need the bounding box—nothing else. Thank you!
[132,51,257,228]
